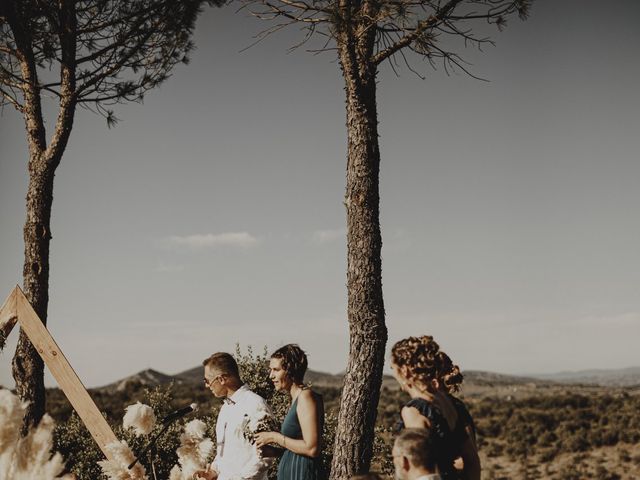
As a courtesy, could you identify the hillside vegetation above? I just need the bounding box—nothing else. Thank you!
[41,361,640,480]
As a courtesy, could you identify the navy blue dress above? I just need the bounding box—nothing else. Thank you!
[400,396,475,480]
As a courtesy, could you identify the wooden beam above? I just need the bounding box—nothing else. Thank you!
[0,286,18,340]
[14,286,118,462]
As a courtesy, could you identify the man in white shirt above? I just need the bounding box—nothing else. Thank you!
[194,352,273,480]
[392,428,442,480]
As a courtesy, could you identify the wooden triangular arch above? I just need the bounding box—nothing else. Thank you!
[0,285,118,462]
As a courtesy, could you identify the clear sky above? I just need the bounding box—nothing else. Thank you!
[1,0,639,388]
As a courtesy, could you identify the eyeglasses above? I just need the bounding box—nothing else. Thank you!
[203,374,224,387]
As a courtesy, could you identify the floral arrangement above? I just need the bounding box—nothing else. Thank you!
[0,389,217,480]
[97,402,215,480]
[168,419,214,480]
[123,402,157,437]
[98,440,148,480]
[242,411,280,446]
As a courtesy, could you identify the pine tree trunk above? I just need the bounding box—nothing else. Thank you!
[8,0,76,433]
[7,1,52,432]
[12,160,56,433]
[12,107,73,434]
[331,45,387,478]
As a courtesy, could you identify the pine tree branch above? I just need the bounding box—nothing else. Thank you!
[44,0,77,166]
[4,0,48,154]
[371,0,463,66]
[0,84,23,111]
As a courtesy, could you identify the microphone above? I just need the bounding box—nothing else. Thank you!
[162,403,198,425]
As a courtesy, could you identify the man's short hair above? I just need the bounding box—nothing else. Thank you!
[350,473,383,480]
[394,428,437,471]
[202,352,240,377]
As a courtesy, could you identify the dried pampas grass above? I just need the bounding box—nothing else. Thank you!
[11,415,70,480]
[0,388,73,479]
[122,402,156,436]
[0,389,25,455]
[98,440,149,480]
[167,419,214,480]
[184,420,207,439]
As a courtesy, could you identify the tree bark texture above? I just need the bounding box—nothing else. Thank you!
[13,106,75,436]
[331,36,388,479]
[13,164,55,434]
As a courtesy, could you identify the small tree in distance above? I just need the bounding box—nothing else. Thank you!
[0,0,221,433]
[237,0,530,477]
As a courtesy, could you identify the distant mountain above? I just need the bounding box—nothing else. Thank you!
[97,367,372,392]
[174,365,202,383]
[96,364,640,393]
[303,369,345,388]
[99,366,556,393]
[462,370,551,387]
[173,366,347,388]
[99,368,182,392]
[306,370,554,390]
[522,366,640,387]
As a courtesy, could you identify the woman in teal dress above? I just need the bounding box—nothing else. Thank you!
[255,344,325,480]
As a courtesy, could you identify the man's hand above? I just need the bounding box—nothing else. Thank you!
[193,469,217,480]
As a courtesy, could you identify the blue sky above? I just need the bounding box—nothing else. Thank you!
[1,0,639,387]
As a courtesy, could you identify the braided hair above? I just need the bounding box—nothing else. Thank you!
[391,336,463,394]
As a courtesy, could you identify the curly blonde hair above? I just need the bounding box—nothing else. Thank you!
[390,336,463,394]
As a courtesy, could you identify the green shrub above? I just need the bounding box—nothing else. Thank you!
[54,412,105,480]
[54,383,209,480]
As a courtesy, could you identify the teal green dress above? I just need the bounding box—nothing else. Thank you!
[277,393,324,480]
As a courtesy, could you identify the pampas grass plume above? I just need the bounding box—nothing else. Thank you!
[184,419,207,439]
[168,419,214,480]
[0,389,26,455]
[11,415,71,479]
[0,389,73,479]
[98,440,149,480]
[122,402,156,436]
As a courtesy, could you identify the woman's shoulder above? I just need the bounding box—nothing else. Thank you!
[401,398,438,429]
[295,388,324,421]
[401,398,450,439]
[298,388,322,404]
[294,388,324,412]
[403,397,434,417]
